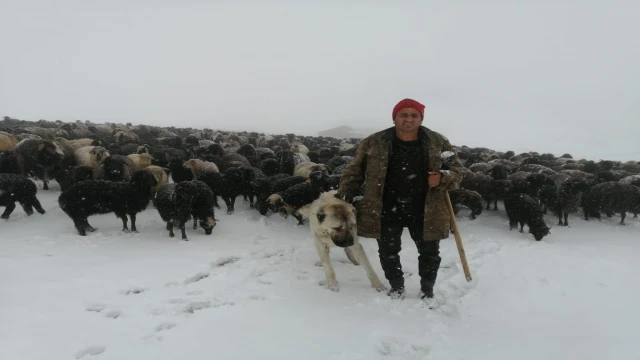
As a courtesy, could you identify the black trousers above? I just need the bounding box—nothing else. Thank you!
[376,206,441,291]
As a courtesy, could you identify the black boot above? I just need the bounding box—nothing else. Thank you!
[416,241,441,299]
[387,278,405,299]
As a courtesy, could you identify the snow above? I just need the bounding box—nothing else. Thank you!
[2,181,639,360]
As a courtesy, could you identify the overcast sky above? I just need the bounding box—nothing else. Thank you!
[1,1,639,161]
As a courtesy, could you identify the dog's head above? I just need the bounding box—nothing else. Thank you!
[300,194,357,248]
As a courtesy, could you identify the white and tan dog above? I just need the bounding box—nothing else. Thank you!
[298,190,386,292]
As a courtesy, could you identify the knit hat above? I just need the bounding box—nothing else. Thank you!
[392,98,425,119]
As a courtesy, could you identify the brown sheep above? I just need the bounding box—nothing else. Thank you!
[183,159,219,180]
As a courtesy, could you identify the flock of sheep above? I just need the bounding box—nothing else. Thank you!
[1,117,639,242]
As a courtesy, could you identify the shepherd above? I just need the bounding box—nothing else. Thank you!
[335,98,464,300]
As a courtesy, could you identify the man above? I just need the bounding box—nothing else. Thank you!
[335,98,464,300]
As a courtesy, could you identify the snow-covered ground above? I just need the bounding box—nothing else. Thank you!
[2,180,639,360]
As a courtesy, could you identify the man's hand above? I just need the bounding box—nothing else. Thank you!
[428,172,442,188]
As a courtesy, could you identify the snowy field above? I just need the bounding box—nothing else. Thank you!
[2,180,639,360]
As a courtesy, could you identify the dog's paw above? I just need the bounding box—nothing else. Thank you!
[326,279,340,292]
[372,282,387,292]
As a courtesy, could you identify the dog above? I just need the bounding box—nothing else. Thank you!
[297,190,386,293]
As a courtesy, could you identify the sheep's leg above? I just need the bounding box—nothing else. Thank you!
[166,221,175,237]
[212,195,220,209]
[634,212,638,219]
[192,211,198,229]
[119,213,130,232]
[82,219,97,232]
[470,212,476,220]
[543,205,548,215]
[20,202,34,216]
[73,218,87,236]
[519,222,524,233]
[249,194,255,209]
[557,212,563,226]
[1,202,16,219]
[620,212,626,225]
[223,196,233,215]
[563,212,569,227]
[129,214,138,232]
[493,200,498,211]
[179,220,188,241]
[230,196,237,213]
[28,196,46,214]
[485,200,490,211]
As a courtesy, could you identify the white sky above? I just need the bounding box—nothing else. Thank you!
[1,1,639,161]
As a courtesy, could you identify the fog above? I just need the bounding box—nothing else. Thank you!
[1,1,639,160]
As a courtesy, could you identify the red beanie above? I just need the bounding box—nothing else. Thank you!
[392,98,425,119]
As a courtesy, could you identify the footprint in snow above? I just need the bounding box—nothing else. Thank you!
[86,304,106,313]
[182,300,235,314]
[183,271,210,285]
[122,286,147,295]
[212,256,240,267]
[373,336,430,358]
[75,346,106,359]
[105,310,122,319]
[155,322,177,332]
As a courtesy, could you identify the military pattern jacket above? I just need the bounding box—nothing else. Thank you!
[337,126,464,241]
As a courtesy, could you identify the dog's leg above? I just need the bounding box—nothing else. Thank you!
[314,240,339,292]
[343,247,360,266]
[350,243,386,292]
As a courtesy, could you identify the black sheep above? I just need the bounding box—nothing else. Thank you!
[153,182,217,240]
[449,188,484,220]
[168,158,193,183]
[0,151,19,174]
[0,173,46,219]
[251,174,296,215]
[198,167,245,214]
[58,170,158,236]
[258,158,281,176]
[238,166,266,208]
[484,179,512,211]
[278,150,296,175]
[489,164,509,180]
[583,182,640,225]
[504,193,550,241]
[98,155,135,182]
[545,178,591,226]
[266,173,329,224]
[54,165,95,191]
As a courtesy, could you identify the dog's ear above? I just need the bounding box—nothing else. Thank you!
[297,205,311,218]
[316,210,326,223]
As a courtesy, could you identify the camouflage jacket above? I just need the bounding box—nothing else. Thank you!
[337,126,464,241]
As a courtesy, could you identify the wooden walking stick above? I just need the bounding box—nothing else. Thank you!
[444,190,473,282]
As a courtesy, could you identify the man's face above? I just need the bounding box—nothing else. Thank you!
[393,107,423,133]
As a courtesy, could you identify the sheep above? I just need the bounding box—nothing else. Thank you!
[237,144,258,163]
[543,178,591,226]
[53,165,95,191]
[198,167,245,214]
[0,151,19,174]
[251,174,302,215]
[237,166,266,208]
[504,193,551,241]
[332,164,348,175]
[509,173,556,200]
[293,162,331,178]
[220,153,251,172]
[144,165,169,193]
[266,172,331,225]
[483,179,512,211]
[168,158,193,183]
[0,173,46,219]
[448,188,484,219]
[583,182,640,225]
[74,146,110,174]
[66,138,106,150]
[468,162,492,173]
[278,149,296,175]
[126,153,154,171]
[13,139,65,190]
[58,170,158,236]
[620,175,640,188]
[153,182,217,240]
[97,155,136,182]
[183,159,219,180]
[257,157,281,176]
[0,132,19,151]
[488,164,509,180]
[516,164,557,176]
